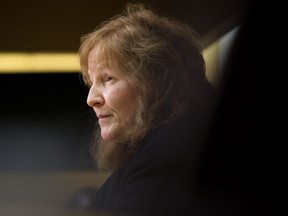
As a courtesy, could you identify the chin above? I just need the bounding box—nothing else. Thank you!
[102,128,128,141]
[100,129,118,141]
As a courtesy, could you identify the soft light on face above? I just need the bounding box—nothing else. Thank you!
[86,47,138,141]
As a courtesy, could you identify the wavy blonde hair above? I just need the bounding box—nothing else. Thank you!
[79,3,213,170]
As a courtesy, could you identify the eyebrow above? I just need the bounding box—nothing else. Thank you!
[96,63,108,71]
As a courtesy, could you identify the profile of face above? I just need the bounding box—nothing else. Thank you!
[86,46,138,141]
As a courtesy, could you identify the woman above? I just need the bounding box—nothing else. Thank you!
[79,2,216,215]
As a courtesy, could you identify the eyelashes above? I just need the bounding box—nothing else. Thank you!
[87,75,115,89]
[105,75,114,82]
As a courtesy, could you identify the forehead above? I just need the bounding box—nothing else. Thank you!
[88,45,116,70]
[87,46,123,78]
[88,46,101,65]
[87,48,106,74]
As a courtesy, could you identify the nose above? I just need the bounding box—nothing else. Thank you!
[87,85,104,107]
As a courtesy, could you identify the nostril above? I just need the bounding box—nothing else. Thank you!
[87,95,104,107]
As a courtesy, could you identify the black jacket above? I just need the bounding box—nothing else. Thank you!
[92,115,208,216]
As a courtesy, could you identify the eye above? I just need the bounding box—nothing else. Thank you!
[105,75,113,82]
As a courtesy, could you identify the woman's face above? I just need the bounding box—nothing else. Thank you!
[86,47,138,141]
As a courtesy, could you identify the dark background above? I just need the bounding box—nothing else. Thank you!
[0,0,250,51]
[0,73,96,171]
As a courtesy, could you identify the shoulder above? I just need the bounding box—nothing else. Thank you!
[120,116,205,191]
[131,115,208,171]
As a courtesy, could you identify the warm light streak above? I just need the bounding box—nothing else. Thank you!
[0,52,80,73]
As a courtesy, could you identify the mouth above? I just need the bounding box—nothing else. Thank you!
[97,114,112,119]
[98,115,112,126]
[97,114,113,125]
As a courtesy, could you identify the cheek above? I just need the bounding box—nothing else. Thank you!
[109,88,138,118]
[122,96,138,117]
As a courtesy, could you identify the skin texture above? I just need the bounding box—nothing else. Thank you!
[86,46,138,141]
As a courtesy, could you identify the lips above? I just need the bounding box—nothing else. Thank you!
[97,114,112,125]
[97,114,111,119]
